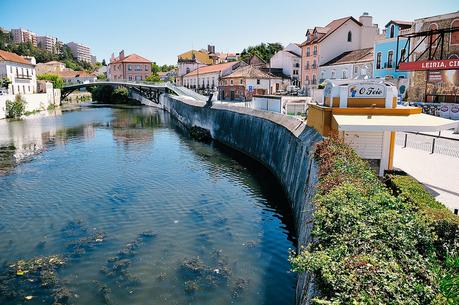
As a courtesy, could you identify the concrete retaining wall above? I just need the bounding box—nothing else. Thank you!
[160,94,322,305]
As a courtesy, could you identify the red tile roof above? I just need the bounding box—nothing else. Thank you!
[322,48,373,66]
[111,54,151,64]
[301,16,362,46]
[185,61,239,77]
[222,65,279,80]
[57,70,95,78]
[0,49,33,65]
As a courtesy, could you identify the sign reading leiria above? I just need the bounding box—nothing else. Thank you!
[399,59,459,71]
[348,84,386,98]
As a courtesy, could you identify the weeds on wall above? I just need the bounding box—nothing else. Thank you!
[6,94,26,119]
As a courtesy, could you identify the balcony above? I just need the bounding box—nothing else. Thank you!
[16,74,32,80]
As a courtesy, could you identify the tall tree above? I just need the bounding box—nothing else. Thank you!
[240,43,283,63]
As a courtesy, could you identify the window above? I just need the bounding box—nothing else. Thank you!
[240,79,243,84]
[128,65,132,71]
[390,24,395,38]
[186,68,190,74]
[313,45,317,56]
[128,75,132,81]
[16,67,19,76]
[257,79,260,85]
[331,71,336,79]
[306,61,309,70]
[305,75,309,83]
[347,31,352,42]
[376,52,382,69]
[400,48,407,62]
[10,66,12,73]
[230,80,233,85]
[342,70,347,79]
[387,51,394,68]
[312,60,317,69]
[145,65,148,71]
[312,74,317,85]
[306,47,310,57]
[354,66,358,74]
[450,20,459,45]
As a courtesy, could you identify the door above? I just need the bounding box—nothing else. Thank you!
[230,90,235,100]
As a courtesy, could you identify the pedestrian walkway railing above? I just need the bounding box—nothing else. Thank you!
[397,131,459,158]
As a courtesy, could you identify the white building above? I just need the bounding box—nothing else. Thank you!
[183,61,242,91]
[66,42,91,63]
[0,50,37,95]
[37,35,59,54]
[270,43,302,86]
[58,70,97,85]
[319,48,373,82]
[11,28,37,46]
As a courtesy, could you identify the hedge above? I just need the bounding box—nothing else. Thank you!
[290,137,458,305]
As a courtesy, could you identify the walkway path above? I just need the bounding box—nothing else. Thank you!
[393,144,459,213]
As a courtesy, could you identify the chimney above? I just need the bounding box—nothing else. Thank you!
[208,45,215,54]
[359,12,373,27]
[119,50,125,60]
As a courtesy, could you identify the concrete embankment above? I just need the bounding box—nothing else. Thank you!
[160,94,322,305]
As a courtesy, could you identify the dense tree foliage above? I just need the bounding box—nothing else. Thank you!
[290,137,458,304]
[145,74,161,83]
[37,73,64,89]
[240,42,283,63]
[90,85,138,105]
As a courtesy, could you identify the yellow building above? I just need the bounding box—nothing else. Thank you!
[307,79,458,175]
[177,50,214,65]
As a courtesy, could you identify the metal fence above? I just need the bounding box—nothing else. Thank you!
[396,132,459,158]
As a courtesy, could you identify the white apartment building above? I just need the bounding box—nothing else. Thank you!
[319,48,373,82]
[0,50,37,94]
[66,42,91,63]
[37,35,59,54]
[270,43,302,86]
[11,28,37,46]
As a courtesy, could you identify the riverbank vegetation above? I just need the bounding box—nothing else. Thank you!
[89,85,139,105]
[5,95,26,118]
[290,137,458,304]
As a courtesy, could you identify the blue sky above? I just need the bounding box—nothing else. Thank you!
[0,0,457,64]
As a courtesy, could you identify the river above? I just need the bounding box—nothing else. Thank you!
[0,106,296,305]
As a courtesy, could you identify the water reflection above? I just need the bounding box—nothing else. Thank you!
[0,106,296,305]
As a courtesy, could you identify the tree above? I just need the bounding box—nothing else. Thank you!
[6,95,26,119]
[96,73,107,80]
[112,87,129,104]
[145,74,161,83]
[0,76,11,88]
[151,62,161,74]
[240,42,283,63]
[37,73,64,89]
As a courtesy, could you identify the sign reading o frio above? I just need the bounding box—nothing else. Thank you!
[348,84,386,98]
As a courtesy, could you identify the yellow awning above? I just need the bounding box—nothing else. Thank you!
[333,113,458,132]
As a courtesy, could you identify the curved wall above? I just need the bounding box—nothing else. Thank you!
[161,95,322,305]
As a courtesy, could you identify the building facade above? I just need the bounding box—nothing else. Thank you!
[58,70,97,85]
[270,43,302,86]
[176,50,213,86]
[37,35,59,54]
[407,11,459,103]
[320,48,373,82]
[183,61,242,92]
[66,42,91,63]
[108,50,152,81]
[218,65,283,101]
[11,28,37,46]
[0,50,37,94]
[300,13,379,91]
[36,61,66,75]
[373,20,412,80]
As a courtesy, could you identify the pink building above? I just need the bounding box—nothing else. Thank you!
[108,50,152,81]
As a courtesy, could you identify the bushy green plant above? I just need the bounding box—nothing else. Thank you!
[290,137,458,304]
[37,73,64,89]
[112,86,129,103]
[6,95,26,119]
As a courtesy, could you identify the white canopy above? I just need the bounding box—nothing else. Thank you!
[333,113,459,132]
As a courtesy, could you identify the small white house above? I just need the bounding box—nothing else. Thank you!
[0,50,37,95]
[319,48,373,83]
[270,43,302,86]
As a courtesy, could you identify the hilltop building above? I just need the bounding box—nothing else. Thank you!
[66,42,91,63]
[11,28,37,46]
[37,35,60,54]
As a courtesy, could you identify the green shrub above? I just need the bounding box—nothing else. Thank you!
[37,73,64,89]
[290,137,458,304]
[112,86,129,103]
[6,94,26,118]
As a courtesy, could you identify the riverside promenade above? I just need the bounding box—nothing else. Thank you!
[394,131,459,213]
